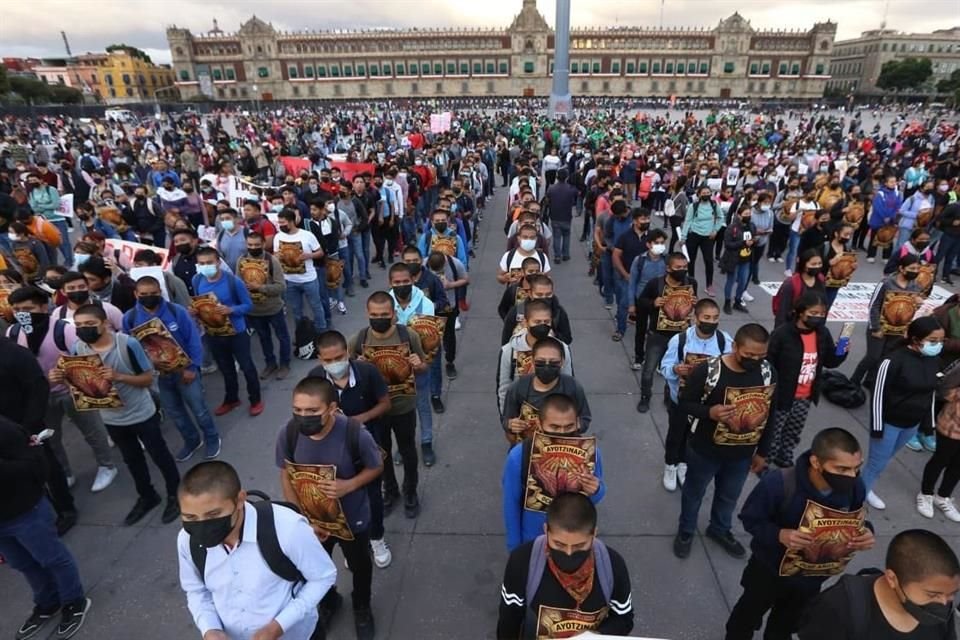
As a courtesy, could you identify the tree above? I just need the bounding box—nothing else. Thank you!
[9,76,51,103]
[48,84,83,104]
[876,57,933,92]
[0,65,9,95]
[937,69,960,94]
[106,44,152,64]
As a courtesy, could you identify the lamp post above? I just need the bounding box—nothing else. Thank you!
[548,0,572,118]
[251,84,259,114]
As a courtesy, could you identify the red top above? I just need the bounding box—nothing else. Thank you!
[795,330,819,400]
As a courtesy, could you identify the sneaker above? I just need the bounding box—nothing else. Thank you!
[905,435,923,451]
[55,510,77,537]
[214,401,241,416]
[55,597,91,639]
[354,607,376,640]
[174,441,203,462]
[867,490,886,510]
[611,331,623,342]
[431,396,445,414]
[783,269,793,277]
[16,606,59,640]
[161,497,180,524]
[631,360,643,371]
[404,492,420,518]
[673,532,694,559]
[934,496,960,522]
[249,401,265,417]
[200,363,218,375]
[724,301,733,315]
[705,286,716,297]
[921,434,937,452]
[604,303,614,310]
[917,493,935,518]
[204,437,222,460]
[768,256,776,263]
[706,529,746,558]
[421,442,436,467]
[866,257,875,264]
[328,298,338,310]
[445,362,458,379]
[663,464,678,492]
[370,538,392,568]
[360,279,369,288]
[636,397,651,413]
[90,466,118,493]
[318,590,343,630]
[65,475,76,489]
[337,301,348,314]
[776,257,784,263]
[677,462,688,487]
[455,317,462,331]
[733,302,749,313]
[259,364,278,380]
[382,490,401,517]
[123,494,161,526]
[741,291,754,302]
[276,365,290,380]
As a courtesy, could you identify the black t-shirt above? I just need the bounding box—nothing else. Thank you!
[307,360,389,427]
[614,228,649,275]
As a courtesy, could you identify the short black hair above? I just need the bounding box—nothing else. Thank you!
[526,274,553,290]
[8,286,49,306]
[317,330,347,351]
[646,228,668,243]
[74,303,107,322]
[734,322,770,346]
[524,298,552,319]
[293,375,339,406]
[532,336,565,360]
[389,262,412,280]
[546,492,597,535]
[541,392,577,417]
[402,245,422,258]
[172,228,198,241]
[887,529,960,585]
[133,249,162,266]
[197,246,220,261]
[907,315,942,344]
[811,427,861,461]
[180,461,241,500]
[134,276,161,291]
[366,290,394,307]
[694,298,720,315]
[78,256,111,280]
[666,252,688,268]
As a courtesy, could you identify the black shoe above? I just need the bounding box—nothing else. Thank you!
[382,490,401,517]
[733,302,749,313]
[445,362,458,379]
[723,301,732,314]
[431,395,445,413]
[354,607,376,640]
[751,277,761,285]
[123,494,161,526]
[421,442,436,467]
[56,597,90,639]
[706,529,747,559]
[943,278,955,285]
[161,497,180,524]
[319,589,343,630]
[360,279,369,288]
[673,532,694,559]
[378,261,387,269]
[16,606,59,640]
[56,510,78,537]
[636,397,651,413]
[404,492,420,518]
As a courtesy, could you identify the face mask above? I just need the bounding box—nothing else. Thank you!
[519,238,537,252]
[650,244,667,256]
[293,413,327,436]
[323,359,350,379]
[66,290,90,305]
[700,195,711,202]
[535,362,561,384]
[740,356,763,372]
[698,321,719,335]
[175,244,193,255]
[820,468,858,494]
[369,317,392,333]
[393,284,413,300]
[801,316,825,331]
[248,248,264,258]
[805,267,821,278]
[220,220,235,232]
[915,242,928,251]
[939,184,950,193]
[7,232,19,242]
[529,324,552,341]
[638,222,650,231]
[669,270,687,283]
[921,341,944,357]
[138,294,162,310]
[903,270,919,281]
[406,263,422,277]
[741,216,752,224]
[13,311,47,334]
[384,179,394,186]
[76,325,101,345]
[549,547,591,573]
[74,253,91,267]
[182,508,237,548]
[434,222,448,234]
[761,205,771,212]
[197,264,218,279]
[899,586,954,627]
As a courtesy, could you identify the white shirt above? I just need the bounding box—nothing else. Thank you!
[790,199,820,233]
[273,229,321,284]
[499,248,551,273]
[177,502,337,640]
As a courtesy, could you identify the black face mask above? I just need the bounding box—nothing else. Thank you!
[903,271,919,281]
[44,277,62,290]
[66,290,90,305]
[741,216,752,224]
[434,222,448,233]
[915,242,928,251]
[529,324,552,341]
[406,263,422,277]
[820,469,858,494]
[182,507,238,548]
[369,317,392,333]
[76,326,101,345]
[535,362,561,384]
[393,284,413,300]
[138,295,161,310]
[292,414,327,436]
[740,356,763,372]
[802,316,825,331]
[277,225,290,234]
[247,248,264,258]
[175,244,193,255]
[805,267,821,278]
[698,321,719,335]
[549,547,591,573]
[669,270,687,283]
[899,586,954,627]
[637,222,650,231]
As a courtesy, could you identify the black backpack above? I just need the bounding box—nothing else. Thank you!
[820,369,866,409]
[294,317,319,360]
[9,319,69,353]
[283,416,367,471]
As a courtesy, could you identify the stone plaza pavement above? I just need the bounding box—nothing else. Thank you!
[2,184,959,640]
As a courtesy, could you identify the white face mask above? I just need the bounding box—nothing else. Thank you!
[519,238,537,252]
[384,179,394,186]
[325,203,336,213]
[651,243,667,256]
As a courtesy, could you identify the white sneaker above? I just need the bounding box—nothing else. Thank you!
[867,490,886,510]
[328,298,337,310]
[455,317,462,331]
[371,538,393,568]
[776,257,784,263]
[66,475,76,489]
[934,496,960,522]
[663,464,678,492]
[337,302,347,314]
[742,291,754,302]
[201,364,218,375]
[784,269,793,277]
[917,493,935,518]
[107,436,115,448]
[866,257,875,264]
[677,462,688,487]
[768,257,776,263]
[90,466,118,493]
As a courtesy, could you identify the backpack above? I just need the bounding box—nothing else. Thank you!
[820,369,866,409]
[524,534,614,606]
[504,248,547,273]
[294,317,318,360]
[638,173,655,200]
[690,355,773,431]
[57,298,103,321]
[283,416,367,471]
[676,328,727,363]
[351,325,411,358]
[9,318,69,353]
[771,274,804,317]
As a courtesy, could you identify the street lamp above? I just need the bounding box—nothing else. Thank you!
[251,84,258,114]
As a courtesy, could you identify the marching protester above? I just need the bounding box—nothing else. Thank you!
[238,232,291,380]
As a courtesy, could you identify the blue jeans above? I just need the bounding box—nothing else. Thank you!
[52,219,72,267]
[430,343,443,396]
[600,252,615,304]
[246,310,292,368]
[284,278,327,332]
[894,226,913,253]
[936,233,960,280]
[862,423,919,492]
[347,232,368,283]
[785,231,801,271]
[207,332,261,405]
[552,221,571,260]
[724,261,751,303]
[157,372,219,448]
[415,371,433,445]
[0,498,84,611]
[360,230,371,273]
[679,446,752,536]
[614,274,630,334]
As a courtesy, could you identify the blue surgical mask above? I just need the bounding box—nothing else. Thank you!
[220,219,235,232]
[921,341,943,357]
[74,253,91,267]
[197,264,218,279]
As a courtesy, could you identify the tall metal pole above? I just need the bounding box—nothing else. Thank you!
[548,0,572,118]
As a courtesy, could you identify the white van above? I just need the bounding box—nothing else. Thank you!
[104,108,138,124]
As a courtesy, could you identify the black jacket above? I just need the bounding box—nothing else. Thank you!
[872,347,939,436]
[0,415,46,521]
[767,322,847,410]
[500,297,573,346]
[0,337,50,435]
[638,275,699,338]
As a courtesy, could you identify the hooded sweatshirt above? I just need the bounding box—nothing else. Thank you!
[497,331,573,414]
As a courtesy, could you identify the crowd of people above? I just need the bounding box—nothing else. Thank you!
[0,98,959,640]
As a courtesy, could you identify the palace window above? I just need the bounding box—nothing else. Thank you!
[626,62,635,74]
[447,62,456,74]
[344,65,354,77]
[500,62,508,74]
[665,62,673,74]
[460,62,468,73]
[652,62,661,73]
[791,63,800,74]
[815,64,825,75]
[382,64,392,75]
[122,74,131,84]
[179,70,189,81]
[409,64,418,75]
[524,61,534,73]
[592,62,600,73]
[226,68,235,80]
[287,67,297,79]
[750,63,758,75]
[331,66,340,77]
[639,62,648,73]
[257,67,269,78]
[370,65,379,76]
[676,63,684,74]
[435,63,444,75]
[486,62,494,74]
[612,61,620,74]
[357,65,366,76]
[779,62,787,75]
[699,62,708,73]
[761,63,770,75]
[396,64,405,75]
[473,62,481,74]
[724,62,735,73]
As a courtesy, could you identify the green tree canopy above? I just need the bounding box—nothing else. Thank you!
[9,76,51,103]
[0,65,10,95]
[106,44,153,64]
[937,69,960,94]
[876,57,933,92]
[48,84,83,104]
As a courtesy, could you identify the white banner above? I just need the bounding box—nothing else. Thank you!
[57,193,74,218]
[104,238,170,271]
[757,281,951,323]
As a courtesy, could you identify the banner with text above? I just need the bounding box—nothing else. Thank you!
[758,281,951,323]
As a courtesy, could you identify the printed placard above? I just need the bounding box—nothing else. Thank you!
[0,284,14,322]
[430,234,457,258]
[872,224,897,249]
[508,401,543,445]
[278,240,306,275]
[326,258,345,288]
[916,263,936,297]
[57,354,124,411]
[284,462,354,541]
[129,318,191,373]
[758,282,949,324]
[407,315,445,364]
[713,384,775,446]
[536,605,609,639]
[190,293,237,336]
[779,500,867,577]
[12,245,41,281]
[363,343,415,398]
[657,285,695,332]
[880,291,919,337]
[515,350,535,379]
[524,432,597,513]
[825,252,858,288]
[237,257,269,304]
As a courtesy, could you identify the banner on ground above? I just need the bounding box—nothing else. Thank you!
[758,282,951,323]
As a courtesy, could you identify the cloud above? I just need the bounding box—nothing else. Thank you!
[1,0,955,65]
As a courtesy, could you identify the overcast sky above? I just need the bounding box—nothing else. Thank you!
[1,0,955,65]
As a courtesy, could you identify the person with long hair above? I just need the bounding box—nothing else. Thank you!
[772,249,825,328]
[665,174,689,253]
